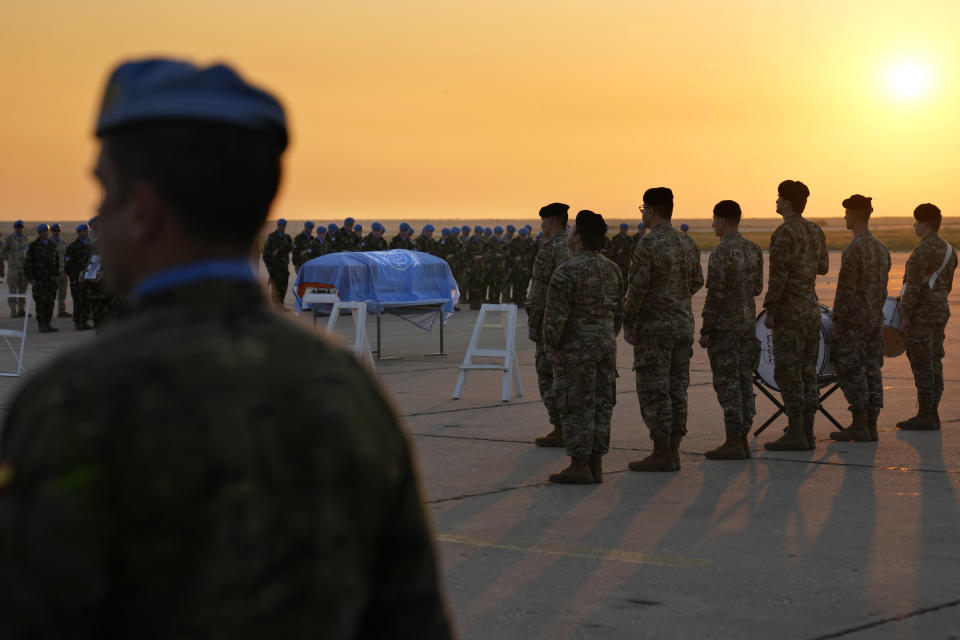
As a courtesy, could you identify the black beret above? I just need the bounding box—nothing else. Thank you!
[777,180,810,202]
[713,200,742,219]
[841,194,873,211]
[539,202,570,219]
[642,187,673,207]
[574,209,607,236]
[914,203,941,224]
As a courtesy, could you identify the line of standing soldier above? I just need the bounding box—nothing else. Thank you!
[529,182,956,485]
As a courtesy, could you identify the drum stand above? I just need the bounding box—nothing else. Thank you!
[752,373,843,436]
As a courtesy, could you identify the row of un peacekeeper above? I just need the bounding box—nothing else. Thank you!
[0,220,115,333]
[526,185,955,485]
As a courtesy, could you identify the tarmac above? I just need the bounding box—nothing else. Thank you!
[0,251,958,639]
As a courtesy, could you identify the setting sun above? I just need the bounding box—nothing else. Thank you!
[885,60,933,100]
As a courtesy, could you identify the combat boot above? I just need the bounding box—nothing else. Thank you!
[897,408,940,431]
[671,434,683,470]
[803,412,816,449]
[829,409,871,442]
[629,438,676,472]
[705,433,748,460]
[867,408,880,441]
[549,457,594,484]
[588,455,603,483]
[764,417,809,451]
[535,426,564,447]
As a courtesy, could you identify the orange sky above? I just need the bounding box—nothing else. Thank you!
[1,0,958,222]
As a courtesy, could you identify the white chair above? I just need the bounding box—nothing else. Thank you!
[0,294,31,377]
[453,303,523,402]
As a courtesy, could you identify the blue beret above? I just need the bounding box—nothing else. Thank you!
[96,58,287,150]
[344,217,355,227]
[638,222,645,229]
[423,224,435,232]
[450,227,460,234]
[37,223,49,233]
[400,222,410,231]
[76,223,89,232]
[484,227,492,234]
[327,223,338,232]
[13,220,23,228]
[372,222,384,232]
[51,223,61,231]
[620,223,629,230]
[461,225,470,233]
[680,223,689,231]
[474,225,483,233]
[316,226,326,234]
[277,218,287,226]
[354,224,362,231]
[441,227,450,235]
[518,227,529,236]
[303,221,314,229]
[506,225,516,232]
[494,226,503,233]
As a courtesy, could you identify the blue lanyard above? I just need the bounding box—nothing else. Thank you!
[130,259,256,300]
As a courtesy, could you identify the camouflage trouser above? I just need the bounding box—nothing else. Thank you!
[554,346,617,458]
[267,268,289,307]
[6,266,26,314]
[70,281,89,326]
[904,319,947,407]
[468,274,486,307]
[707,331,760,436]
[833,325,884,412]
[509,276,529,305]
[32,279,57,326]
[634,333,694,440]
[487,274,504,304]
[772,316,820,421]
[56,272,68,313]
[535,341,561,427]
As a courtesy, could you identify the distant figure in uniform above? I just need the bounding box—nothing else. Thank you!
[633,221,646,248]
[291,220,315,273]
[897,203,958,431]
[64,223,93,330]
[24,223,60,332]
[762,180,829,451]
[50,223,72,318]
[542,210,623,484]
[680,223,690,235]
[608,222,633,277]
[0,57,452,638]
[464,225,488,309]
[262,218,292,309]
[528,203,572,447]
[0,220,29,317]
[363,222,388,251]
[829,195,891,442]
[624,188,703,472]
[414,224,438,254]
[700,200,763,460]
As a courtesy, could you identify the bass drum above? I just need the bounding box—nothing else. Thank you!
[755,305,836,391]
[881,296,906,357]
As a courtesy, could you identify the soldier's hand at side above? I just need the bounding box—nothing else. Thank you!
[624,328,639,345]
[699,334,710,348]
[763,314,775,329]
[528,327,538,342]
[546,351,563,367]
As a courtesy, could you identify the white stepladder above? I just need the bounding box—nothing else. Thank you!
[326,300,376,374]
[0,294,31,377]
[453,303,523,402]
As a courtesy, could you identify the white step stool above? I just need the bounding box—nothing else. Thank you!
[453,303,523,402]
[0,294,31,377]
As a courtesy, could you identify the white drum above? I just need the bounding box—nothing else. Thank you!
[881,296,905,357]
[755,305,836,391]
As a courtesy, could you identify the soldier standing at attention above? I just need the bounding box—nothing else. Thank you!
[897,203,957,431]
[363,222,388,251]
[528,203,572,447]
[763,180,829,450]
[699,201,763,460]
[50,223,72,318]
[542,210,623,484]
[291,220,315,273]
[609,222,633,277]
[624,188,703,471]
[262,218,293,309]
[0,220,29,317]
[0,57,452,638]
[64,223,93,330]
[828,195,891,442]
[414,224,438,254]
[24,223,61,332]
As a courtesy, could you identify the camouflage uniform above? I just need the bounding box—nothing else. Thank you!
[0,232,29,316]
[0,278,452,638]
[414,235,438,256]
[389,234,414,250]
[762,217,829,422]
[64,236,92,328]
[528,232,572,428]
[608,231,634,278]
[833,232,891,412]
[485,237,506,303]
[335,228,361,252]
[363,232,388,252]
[624,223,703,440]
[291,230,315,273]
[901,233,958,410]
[701,233,764,436]
[262,228,293,307]
[543,251,624,457]
[463,235,489,308]
[504,236,528,304]
[24,237,59,328]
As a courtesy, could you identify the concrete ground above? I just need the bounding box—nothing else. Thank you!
[0,252,958,639]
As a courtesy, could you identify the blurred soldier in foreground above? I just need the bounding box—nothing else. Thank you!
[624,188,703,471]
[24,223,60,332]
[0,220,29,317]
[64,223,93,330]
[829,195,891,442]
[897,203,957,431]
[699,201,763,460]
[50,223,72,318]
[528,203,572,447]
[762,180,829,450]
[262,217,292,309]
[542,210,623,484]
[0,58,452,638]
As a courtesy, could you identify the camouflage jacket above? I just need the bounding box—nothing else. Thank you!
[762,216,829,325]
[389,235,414,250]
[527,232,571,337]
[901,233,958,326]
[23,238,59,283]
[0,232,29,270]
[262,230,292,272]
[0,279,451,638]
[64,238,91,282]
[624,222,703,335]
[363,233,388,251]
[608,232,633,273]
[833,231,891,331]
[543,251,624,354]
[414,235,438,255]
[701,232,763,336]
[53,236,67,272]
[291,231,315,270]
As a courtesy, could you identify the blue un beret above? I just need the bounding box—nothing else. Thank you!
[506,225,516,233]
[372,222,384,232]
[51,223,61,231]
[327,223,338,232]
[423,224,435,232]
[494,226,503,234]
[620,223,629,230]
[37,223,49,233]
[96,58,287,150]
[484,227,492,235]
[461,225,470,234]
[344,217,355,227]
[441,227,450,235]
[303,221,314,229]
[474,225,483,233]
[680,223,689,231]
[354,224,362,232]
[317,226,326,234]
[276,218,287,226]
[13,220,23,228]
[76,223,89,232]
[518,227,529,236]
